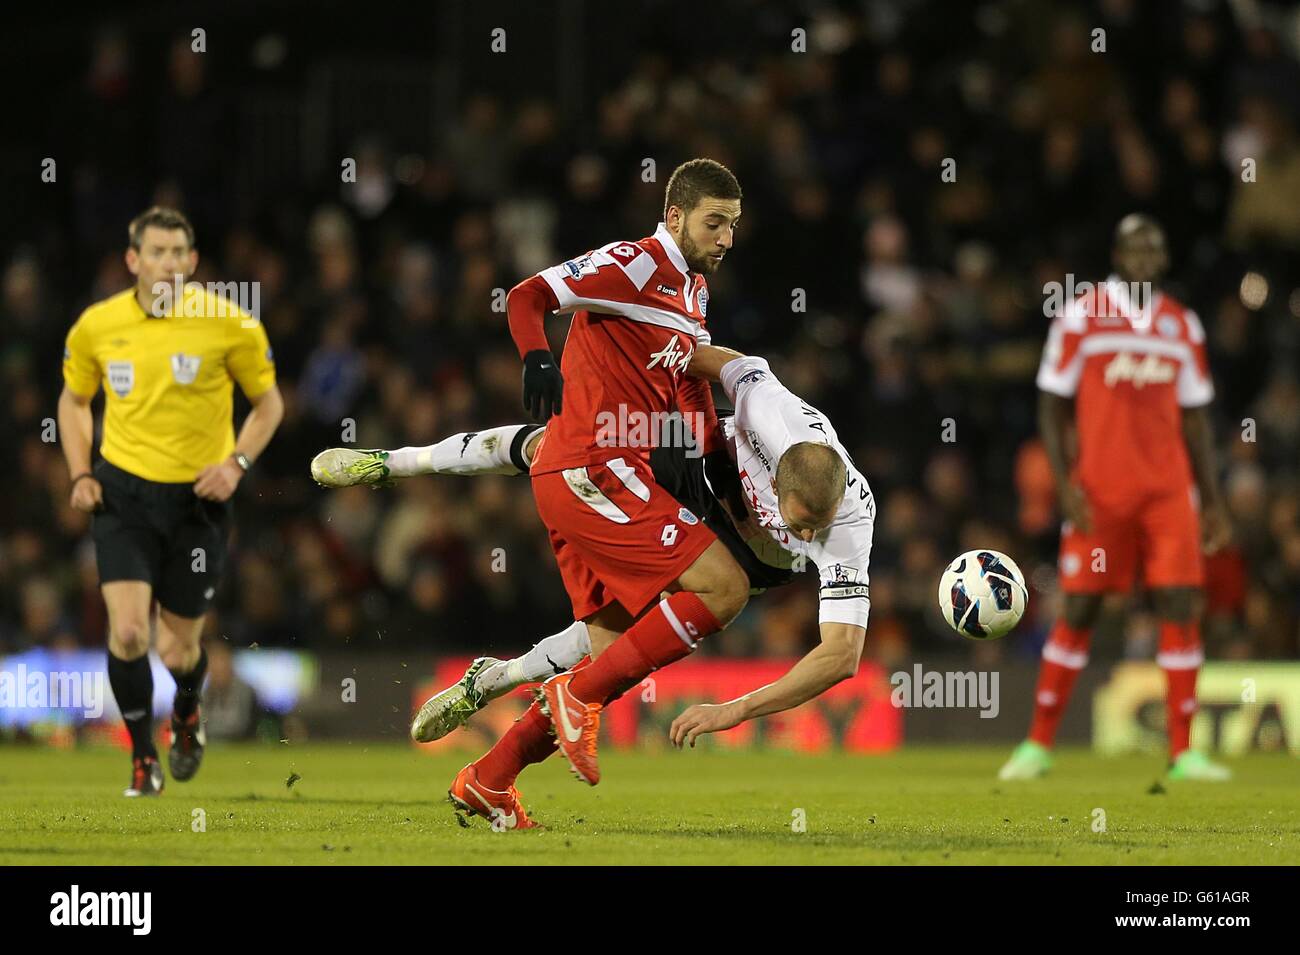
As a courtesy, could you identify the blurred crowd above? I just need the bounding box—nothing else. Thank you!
[2,0,1298,667]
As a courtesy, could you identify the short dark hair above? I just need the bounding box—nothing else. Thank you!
[128,207,196,250]
[663,158,742,219]
[775,442,846,517]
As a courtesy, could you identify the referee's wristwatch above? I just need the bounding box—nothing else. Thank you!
[231,452,252,473]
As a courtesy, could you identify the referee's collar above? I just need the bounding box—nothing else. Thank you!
[131,286,170,319]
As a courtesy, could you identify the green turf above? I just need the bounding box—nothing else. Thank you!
[0,743,1296,864]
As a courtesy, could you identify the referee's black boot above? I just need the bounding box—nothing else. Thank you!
[168,709,207,782]
[125,756,164,797]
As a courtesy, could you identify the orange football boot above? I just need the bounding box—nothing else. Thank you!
[447,763,540,830]
[539,671,602,785]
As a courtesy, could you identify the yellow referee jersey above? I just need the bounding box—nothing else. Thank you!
[63,286,276,483]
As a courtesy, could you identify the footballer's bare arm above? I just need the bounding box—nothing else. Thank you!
[687,344,747,382]
[59,384,103,513]
[1182,404,1230,554]
[669,621,866,748]
[1039,390,1091,532]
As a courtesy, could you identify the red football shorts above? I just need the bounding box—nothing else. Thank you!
[1058,484,1203,593]
[531,454,718,619]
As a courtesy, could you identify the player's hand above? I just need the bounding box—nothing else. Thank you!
[69,475,103,513]
[1201,501,1231,555]
[193,458,244,502]
[522,349,563,422]
[1059,482,1092,533]
[670,700,746,748]
[704,449,747,522]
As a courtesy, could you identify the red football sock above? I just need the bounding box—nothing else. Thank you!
[570,592,721,705]
[474,703,554,790]
[1157,621,1203,759]
[1028,621,1091,748]
[473,655,594,790]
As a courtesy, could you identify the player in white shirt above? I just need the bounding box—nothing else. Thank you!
[311,345,875,747]
[713,350,875,627]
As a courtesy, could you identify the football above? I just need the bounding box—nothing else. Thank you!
[938,550,1029,640]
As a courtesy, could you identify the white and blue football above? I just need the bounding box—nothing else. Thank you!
[938,549,1028,640]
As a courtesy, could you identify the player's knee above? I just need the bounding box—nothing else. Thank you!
[1153,587,1198,623]
[706,562,750,625]
[1062,594,1101,630]
[157,644,192,672]
[109,620,150,658]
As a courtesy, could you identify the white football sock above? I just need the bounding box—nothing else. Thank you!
[474,620,591,697]
[386,424,540,477]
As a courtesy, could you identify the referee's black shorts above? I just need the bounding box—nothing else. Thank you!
[91,459,232,618]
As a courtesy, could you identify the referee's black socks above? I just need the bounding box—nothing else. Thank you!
[170,647,207,720]
[107,651,157,759]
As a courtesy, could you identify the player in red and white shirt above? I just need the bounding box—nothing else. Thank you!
[336,345,874,757]
[445,159,752,826]
[1001,215,1232,782]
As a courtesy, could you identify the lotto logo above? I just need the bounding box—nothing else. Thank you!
[661,524,679,546]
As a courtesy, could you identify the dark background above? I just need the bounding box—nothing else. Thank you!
[1,0,1297,673]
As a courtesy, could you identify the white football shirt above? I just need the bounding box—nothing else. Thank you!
[718,356,876,629]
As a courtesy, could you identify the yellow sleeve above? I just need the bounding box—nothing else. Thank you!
[63,314,100,397]
[227,316,277,399]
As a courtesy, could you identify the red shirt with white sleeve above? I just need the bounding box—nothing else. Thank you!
[1036,276,1213,506]
[507,222,719,475]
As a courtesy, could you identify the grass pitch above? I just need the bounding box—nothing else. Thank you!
[0,743,1296,865]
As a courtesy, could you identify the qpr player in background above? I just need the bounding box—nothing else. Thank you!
[1000,215,1232,782]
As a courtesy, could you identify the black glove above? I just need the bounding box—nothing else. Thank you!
[522,349,564,422]
[704,448,748,522]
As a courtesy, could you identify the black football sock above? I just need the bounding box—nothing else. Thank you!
[170,647,208,721]
[107,651,156,759]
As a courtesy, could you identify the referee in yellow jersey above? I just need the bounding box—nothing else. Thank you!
[58,207,284,796]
